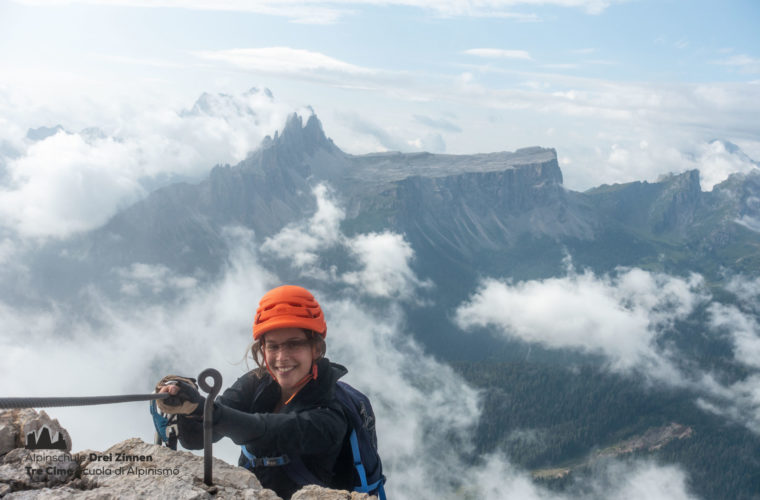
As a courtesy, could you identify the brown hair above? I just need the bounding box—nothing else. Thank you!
[245,329,326,374]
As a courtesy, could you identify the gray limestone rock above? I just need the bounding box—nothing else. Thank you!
[0,409,72,455]
[1,410,377,500]
[291,485,372,499]
[1,448,78,488]
[22,411,72,453]
[76,438,280,499]
[0,434,368,499]
[0,425,15,457]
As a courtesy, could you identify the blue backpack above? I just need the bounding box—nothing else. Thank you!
[241,381,387,499]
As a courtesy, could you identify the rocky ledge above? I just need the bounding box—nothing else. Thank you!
[0,409,370,500]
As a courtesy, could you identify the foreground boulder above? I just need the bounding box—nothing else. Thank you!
[0,409,72,455]
[292,486,372,500]
[1,437,280,499]
[0,410,372,499]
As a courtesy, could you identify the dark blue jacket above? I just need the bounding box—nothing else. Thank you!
[177,358,349,498]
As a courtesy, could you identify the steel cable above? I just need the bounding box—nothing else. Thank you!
[0,368,223,486]
[0,393,170,409]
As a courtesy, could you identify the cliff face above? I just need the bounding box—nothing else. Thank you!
[65,114,758,283]
[28,115,578,291]
[649,170,702,234]
[100,125,570,264]
[371,159,595,259]
[583,169,703,236]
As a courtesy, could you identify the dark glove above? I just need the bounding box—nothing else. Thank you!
[155,375,204,415]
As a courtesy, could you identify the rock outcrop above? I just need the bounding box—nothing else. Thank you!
[0,409,370,500]
[531,422,694,481]
[0,410,72,456]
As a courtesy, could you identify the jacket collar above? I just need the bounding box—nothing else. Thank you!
[260,357,347,408]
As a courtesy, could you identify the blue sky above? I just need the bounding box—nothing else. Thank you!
[0,0,759,236]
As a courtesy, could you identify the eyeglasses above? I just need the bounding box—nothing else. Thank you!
[264,339,312,354]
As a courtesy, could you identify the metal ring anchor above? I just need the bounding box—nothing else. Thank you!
[198,368,223,486]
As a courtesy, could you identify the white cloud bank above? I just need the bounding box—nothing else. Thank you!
[0,88,299,238]
[463,48,533,60]
[694,140,759,192]
[262,183,432,300]
[11,0,618,23]
[455,268,706,376]
[592,138,759,193]
[194,48,375,76]
[455,267,760,437]
[443,72,760,190]
[0,215,697,500]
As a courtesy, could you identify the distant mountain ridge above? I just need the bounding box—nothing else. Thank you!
[18,112,760,356]
[58,114,578,277]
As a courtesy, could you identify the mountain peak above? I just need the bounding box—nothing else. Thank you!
[269,112,337,155]
[710,139,741,155]
[707,139,760,167]
[26,125,66,141]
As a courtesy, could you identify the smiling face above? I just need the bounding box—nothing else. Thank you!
[262,327,318,399]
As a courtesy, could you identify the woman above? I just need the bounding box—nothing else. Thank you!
[156,285,353,499]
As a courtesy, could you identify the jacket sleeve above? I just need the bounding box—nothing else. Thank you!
[212,402,348,456]
[175,372,260,450]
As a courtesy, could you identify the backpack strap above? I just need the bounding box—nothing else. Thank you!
[150,400,178,450]
[241,444,330,488]
[349,429,387,498]
[240,445,290,467]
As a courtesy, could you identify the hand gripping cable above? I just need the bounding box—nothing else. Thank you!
[0,367,224,487]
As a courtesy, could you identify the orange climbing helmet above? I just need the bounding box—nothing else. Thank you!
[253,285,327,340]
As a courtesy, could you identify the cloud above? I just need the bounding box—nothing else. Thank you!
[336,112,446,153]
[261,184,344,272]
[695,373,760,435]
[0,219,699,500]
[337,113,409,152]
[0,215,470,498]
[727,275,760,312]
[463,48,533,60]
[431,70,760,189]
[427,452,697,500]
[116,263,199,297]
[0,226,276,462]
[687,284,760,434]
[4,35,758,196]
[565,136,759,192]
[193,47,374,77]
[674,39,689,50]
[543,63,580,70]
[455,268,760,437]
[262,183,432,300]
[412,114,462,133]
[454,268,706,376]
[323,299,485,498]
[0,88,299,238]
[11,0,617,23]
[736,212,760,233]
[584,460,696,500]
[708,302,760,370]
[0,131,146,238]
[342,232,432,300]
[712,54,760,74]
[695,140,759,191]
